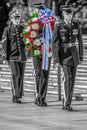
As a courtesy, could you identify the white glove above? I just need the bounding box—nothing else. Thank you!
[3,60,9,65]
[53,63,60,69]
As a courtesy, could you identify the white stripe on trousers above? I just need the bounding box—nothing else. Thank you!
[61,68,66,106]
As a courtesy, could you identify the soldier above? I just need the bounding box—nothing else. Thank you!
[2,9,26,103]
[28,2,51,107]
[52,5,83,111]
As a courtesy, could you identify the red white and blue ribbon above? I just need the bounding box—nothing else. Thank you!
[42,24,49,70]
[42,22,53,70]
[39,8,55,24]
[38,8,55,70]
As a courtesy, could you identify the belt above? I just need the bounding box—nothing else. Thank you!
[61,43,76,53]
[61,43,75,48]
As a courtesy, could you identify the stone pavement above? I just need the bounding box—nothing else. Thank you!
[0,90,87,130]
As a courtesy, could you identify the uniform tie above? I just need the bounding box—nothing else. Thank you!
[68,22,71,28]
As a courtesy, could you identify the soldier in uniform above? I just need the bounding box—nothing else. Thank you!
[2,9,26,103]
[28,1,51,107]
[52,5,83,111]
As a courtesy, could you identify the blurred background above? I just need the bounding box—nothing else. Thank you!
[0,0,87,40]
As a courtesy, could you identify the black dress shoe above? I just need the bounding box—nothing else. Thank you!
[16,99,22,104]
[62,106,67,110]
[12,96,22,104]
[12,96,17,103]
[62,106,73,111]
[40,101,47,107]
[13,99,22,104]
[66,106,73,111]
[34,98,41,106]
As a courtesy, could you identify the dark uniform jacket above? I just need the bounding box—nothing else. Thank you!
[52,19,83,66]
[2,24,26,62]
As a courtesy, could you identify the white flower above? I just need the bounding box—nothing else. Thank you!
[34,50,40,55]
[32,17,38,21]
[34,39,41,46]
[25,26,30,32]
[26,38,30,43]
[30,31,37,38]
[32,23,39,30]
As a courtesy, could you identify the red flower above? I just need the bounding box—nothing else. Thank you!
[38,18,41,22]
[32,21,37,24]
[38,23,43,28]
[38,47,42,51]
[34,44,38,48]
[28,22,31,26]
[30,28,34,32]
[30,38,34,43]
[36,30,39,34]
[28,46,32,51]
[25,32,30,38]
[35,36,38,39]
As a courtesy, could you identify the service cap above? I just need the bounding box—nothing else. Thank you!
[9,9,21,18]
[60,5,73,13]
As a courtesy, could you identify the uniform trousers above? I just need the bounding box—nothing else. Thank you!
[10,61,26,99]
[33,57,51,101]
[62,64,77,107]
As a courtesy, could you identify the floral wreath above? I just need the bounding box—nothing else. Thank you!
[23,8,55,58]
[23,10,43,58]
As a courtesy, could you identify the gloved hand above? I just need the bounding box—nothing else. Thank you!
[53,63,60,69]
[3,60,10,65]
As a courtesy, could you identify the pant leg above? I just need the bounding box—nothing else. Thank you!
[69,66,77,105]
[62,65,72,107]
[39,58,51,101]
[18,62,26,98]
[10,61,20,98]
[33,57,41,98]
